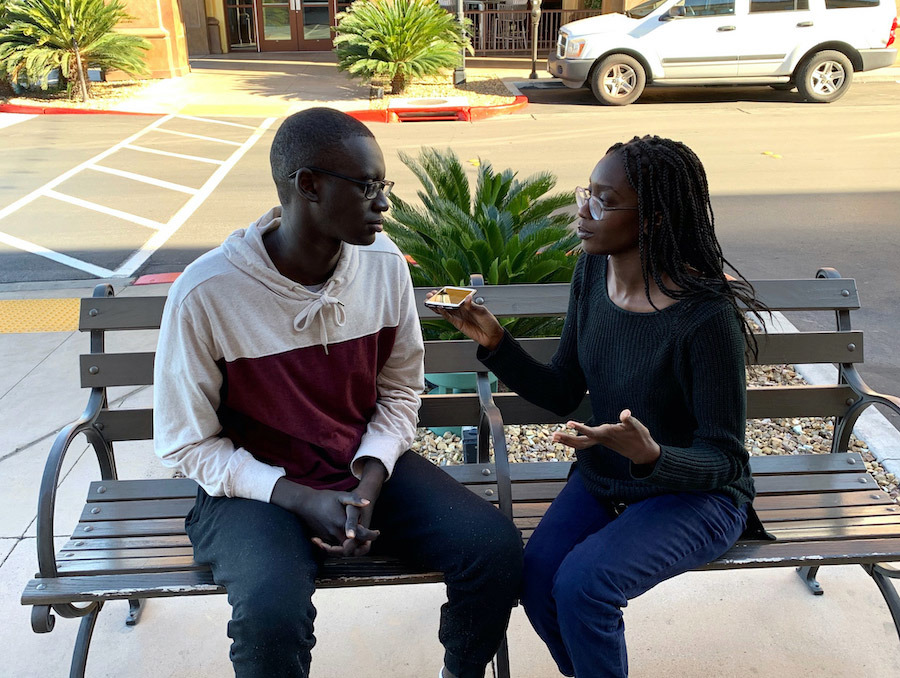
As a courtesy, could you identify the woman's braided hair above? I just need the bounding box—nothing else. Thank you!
[607,135,767,357]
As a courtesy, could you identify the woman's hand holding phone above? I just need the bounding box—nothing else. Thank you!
[425,289,505,351]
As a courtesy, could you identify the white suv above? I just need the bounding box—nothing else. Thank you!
[547,0,897,104]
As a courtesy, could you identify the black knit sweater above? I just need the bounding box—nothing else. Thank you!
[478,254,756,508]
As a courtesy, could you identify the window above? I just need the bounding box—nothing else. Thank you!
[678,0,736,17]
[825,0,879,7]
[750,0,808,11]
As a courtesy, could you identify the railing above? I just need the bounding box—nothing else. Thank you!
[460,8,603,55]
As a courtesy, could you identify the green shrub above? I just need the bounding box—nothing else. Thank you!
[0,0,150,101]
[333,0,472,95]
[384,147,580,340]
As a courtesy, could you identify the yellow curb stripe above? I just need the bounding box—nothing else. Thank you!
[0,298,80,334]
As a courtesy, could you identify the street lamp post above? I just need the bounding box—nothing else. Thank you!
[529,0,543,79]
[455,0,467,84]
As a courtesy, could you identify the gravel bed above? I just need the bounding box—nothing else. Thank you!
[369,71,516,109]
[413,363,900,504]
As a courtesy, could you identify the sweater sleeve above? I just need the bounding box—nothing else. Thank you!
[153,289,286,502]
[632,304,749,491]
[351,260,425,479]
[477,259,587,417]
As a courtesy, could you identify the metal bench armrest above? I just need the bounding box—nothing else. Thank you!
[476,372,514,520]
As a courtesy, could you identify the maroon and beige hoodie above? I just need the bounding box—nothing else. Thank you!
[153,210,425,503]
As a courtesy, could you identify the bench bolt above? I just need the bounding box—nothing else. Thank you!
[847,343,856,352]
[474,297,485,305]
[858,477,868,484]
[96,486,106,494]
[871,494,882,499]
[74,541,84,547]
[847,457,856,464]
[841,289,850,297]
[91,507,100,514]
[481,468,492,476]
[83,526,93,532]
[484,489,495,496]
[89,308,99,316]
[89,366,99,375]
[846,398,855,406]
[36,584,46,590]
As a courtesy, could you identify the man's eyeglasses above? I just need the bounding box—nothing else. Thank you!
[290,167,394,200]
[575,187,638,221]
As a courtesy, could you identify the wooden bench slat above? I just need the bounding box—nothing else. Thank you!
[764,515,900,532]
[57,547,196,562]
[88,478,198,502]
[753,472,878,495]
[757,504,900,523]
[748,452,864,475]
[63,535,192,551]
[80,498,195,522]
[705,537,900,570]
[74,518,185,539]
[753,489,893,510]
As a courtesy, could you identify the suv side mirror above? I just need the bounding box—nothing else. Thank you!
[659,5,686,20]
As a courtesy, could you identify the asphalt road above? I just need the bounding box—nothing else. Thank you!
[0,80,898,404]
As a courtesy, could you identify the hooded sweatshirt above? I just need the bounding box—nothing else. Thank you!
[153,209,425,503]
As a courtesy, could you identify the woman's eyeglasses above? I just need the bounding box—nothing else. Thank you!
[575,187,638,221]
[290,167,394,200]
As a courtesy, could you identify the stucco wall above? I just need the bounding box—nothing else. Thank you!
[117,0,191,78]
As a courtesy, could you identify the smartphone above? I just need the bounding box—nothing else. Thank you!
[424,286,477,309]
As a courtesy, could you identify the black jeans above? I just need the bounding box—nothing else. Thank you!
[186,451,523,678]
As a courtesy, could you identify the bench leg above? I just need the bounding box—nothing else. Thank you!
[796,566,824,595]
[863,563,900,644]
[70,600,103,678]
[126,598,143,626]
[492,635,511,678]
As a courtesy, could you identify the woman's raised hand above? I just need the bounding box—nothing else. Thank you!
[425,291,505,351]
[552,409,662,466]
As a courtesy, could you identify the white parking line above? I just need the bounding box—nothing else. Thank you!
[175,115,258,130]
[122,144,226,165]
[114,117,276,277]
[0,113,37,130]
[45,189,166,230]
[0,230,115,278]
[152,127,244,146]
[88,165,199,194]
[0,114,275,278]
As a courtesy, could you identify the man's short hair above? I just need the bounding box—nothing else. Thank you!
[270,108,376,205]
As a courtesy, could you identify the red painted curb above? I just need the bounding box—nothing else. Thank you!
[0,103,159,116]
[133,272,181,285]
[346,95,528,123]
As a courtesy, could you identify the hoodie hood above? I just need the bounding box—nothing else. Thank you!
[221,208,360,352]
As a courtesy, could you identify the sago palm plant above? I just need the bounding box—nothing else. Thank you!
[0,0,149,101]
[384,147,580,340]
[333,0,471,95]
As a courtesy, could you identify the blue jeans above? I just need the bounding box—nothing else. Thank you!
[521,469,748,678]
[186,451,523,678]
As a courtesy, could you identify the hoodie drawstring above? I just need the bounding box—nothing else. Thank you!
[292,294,346,354]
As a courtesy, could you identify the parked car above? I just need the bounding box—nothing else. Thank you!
[547,0,897,104]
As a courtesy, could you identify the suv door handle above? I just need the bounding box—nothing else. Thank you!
[717,25,736,31]
[797,21,814,26]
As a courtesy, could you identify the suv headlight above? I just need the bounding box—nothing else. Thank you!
[566,38,586,58]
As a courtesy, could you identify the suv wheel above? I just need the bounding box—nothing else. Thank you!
[796,50,853,103]
[591,54,646,106]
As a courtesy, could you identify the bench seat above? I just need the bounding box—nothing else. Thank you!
[23,452,900,609]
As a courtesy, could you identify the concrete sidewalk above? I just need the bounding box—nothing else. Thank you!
[1,280,900,677]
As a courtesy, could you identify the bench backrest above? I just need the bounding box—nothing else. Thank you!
[77,272,863,449]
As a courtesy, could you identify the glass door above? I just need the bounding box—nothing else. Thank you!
[226,0,258,50]
[294,0,337,50]
[257,0,300,50]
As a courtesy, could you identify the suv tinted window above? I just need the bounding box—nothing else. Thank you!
[679,0,735,16]
[750,0,809,11]
[825,0,878,6]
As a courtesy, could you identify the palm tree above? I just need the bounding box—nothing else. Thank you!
[384,147,580,339]
[333,0,472,95]
[0,0,149,101]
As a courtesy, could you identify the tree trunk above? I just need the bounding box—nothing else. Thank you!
[72,46,90,101]
[390,71,406,95]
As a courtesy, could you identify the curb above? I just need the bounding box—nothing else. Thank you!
[0,102,159,116]
[347,95,528,123]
